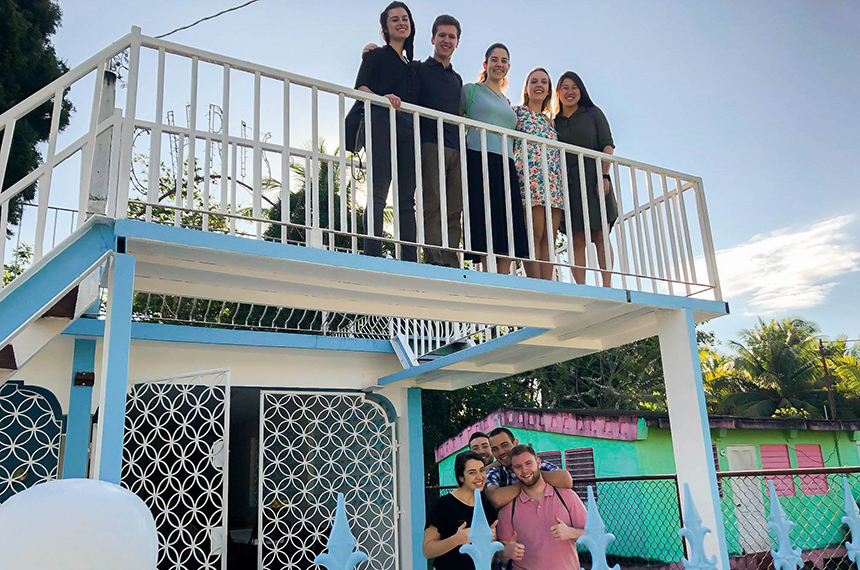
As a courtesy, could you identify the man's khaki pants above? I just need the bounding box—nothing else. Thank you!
[421,142,462,267]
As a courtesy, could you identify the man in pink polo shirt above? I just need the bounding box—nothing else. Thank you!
[496,444,588,570]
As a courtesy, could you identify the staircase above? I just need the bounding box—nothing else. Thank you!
[0,220,112,381]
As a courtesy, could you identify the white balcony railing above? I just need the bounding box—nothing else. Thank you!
[0,28,721,300]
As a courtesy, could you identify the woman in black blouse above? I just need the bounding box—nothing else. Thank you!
[353,2,420,261]
[554,71,617,286]
[424,451,498,570]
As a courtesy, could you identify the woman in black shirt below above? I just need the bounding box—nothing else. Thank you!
[353,1,420,262]
[424,451,498,570]
[554,71,617,286]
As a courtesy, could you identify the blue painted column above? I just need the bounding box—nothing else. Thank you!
[91,253,135,484]
[657,308,729,570]
[407,388,426,570]
[62,338,96,478]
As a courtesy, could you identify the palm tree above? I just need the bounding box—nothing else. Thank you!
[262,140,394,255]
[722,318,827,418]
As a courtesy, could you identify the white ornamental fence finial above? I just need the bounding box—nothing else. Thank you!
[843,477,860,563]
[313,493,368,570]
[678,483,718,570]
[459,488,504,570]
[765,479,803,570]
[576,485,620,570]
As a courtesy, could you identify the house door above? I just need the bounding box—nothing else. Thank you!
[257,390,398,570]
[725,444,770,554]
[121,368,231,570]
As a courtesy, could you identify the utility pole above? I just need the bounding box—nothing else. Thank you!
[818,339,837,421]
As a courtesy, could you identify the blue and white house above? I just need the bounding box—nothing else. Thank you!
[0,28,730,569]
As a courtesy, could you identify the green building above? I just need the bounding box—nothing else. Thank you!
[435,408,860,563]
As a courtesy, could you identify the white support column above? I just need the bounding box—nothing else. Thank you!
[657,308,729,570]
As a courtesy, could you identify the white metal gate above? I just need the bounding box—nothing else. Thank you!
[258,390,398,570]
[121,369,231,570]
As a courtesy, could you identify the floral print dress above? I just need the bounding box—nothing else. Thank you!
[513,106,564,209]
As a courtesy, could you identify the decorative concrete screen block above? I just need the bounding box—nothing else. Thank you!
[577,485,620,570]
[259,391,397,570]
[678,483,718,570]
[766,480,803,570]
[121,369,230,570]
[314,492,369,570]
[844,477,860,563]
[0,478,157,570]
[459,488,504,570]
[0,381,63,504]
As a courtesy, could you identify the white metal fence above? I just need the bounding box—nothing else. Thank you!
[0,27,721,300]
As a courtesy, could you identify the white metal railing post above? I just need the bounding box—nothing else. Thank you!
[413,111,424,253]
[577,153,595,284]
[676,177,698,286]
[389,106,400,259]
[220,65,231,224]
[147,51,165,224]
[479,129,496,272]
[363,100,374,246]
[459,124,471,257]
[252,71,263,239]
[501,133,515,266]
[310,86,322,248]
[187,57,200,230]
[612,162,630,290]
[437,118,448,252]
[281,78,291,244]
[540,142,555,269]
[115,26,142,220]
[594,156,611,287]
[694,177,722,300]
[338,94,347,249]
[33,90,64,261]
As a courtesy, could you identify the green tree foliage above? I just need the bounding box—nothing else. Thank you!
[715,318,860,419]
[0,0,72,228]
[2,242,32,286]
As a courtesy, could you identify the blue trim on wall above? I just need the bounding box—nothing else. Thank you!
[63,339,96,479]
[95,253,135,484]
[0,222,113,344]
[64,319,394,353]
[407,388,425,570]
[378,327,548,385]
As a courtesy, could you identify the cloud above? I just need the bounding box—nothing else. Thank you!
[711,215,860,315]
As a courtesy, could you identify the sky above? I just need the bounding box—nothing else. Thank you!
[43,0,860,345]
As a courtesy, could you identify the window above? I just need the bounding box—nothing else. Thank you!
[565,448,596,501]
[759,444,795,497]
[794,444,828,495]
[536,450,562,469]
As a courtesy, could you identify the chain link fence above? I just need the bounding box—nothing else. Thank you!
[427,475,687,570]
[719,467,860,570]
[427,468,860,570]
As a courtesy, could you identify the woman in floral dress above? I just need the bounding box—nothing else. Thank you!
[513,68,564,280]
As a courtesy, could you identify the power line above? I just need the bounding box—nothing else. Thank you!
[156,0,264,39]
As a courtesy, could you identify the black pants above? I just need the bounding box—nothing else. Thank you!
[464,149,529,262]
[364,107,417,261]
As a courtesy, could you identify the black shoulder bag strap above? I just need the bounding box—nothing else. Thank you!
[510,483,573,526]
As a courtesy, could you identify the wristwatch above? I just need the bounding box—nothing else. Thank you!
[602,174,611,181]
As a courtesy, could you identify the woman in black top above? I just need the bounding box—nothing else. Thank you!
[424,451,498,570]
[353,1,420,261]
[554,71,617,286]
